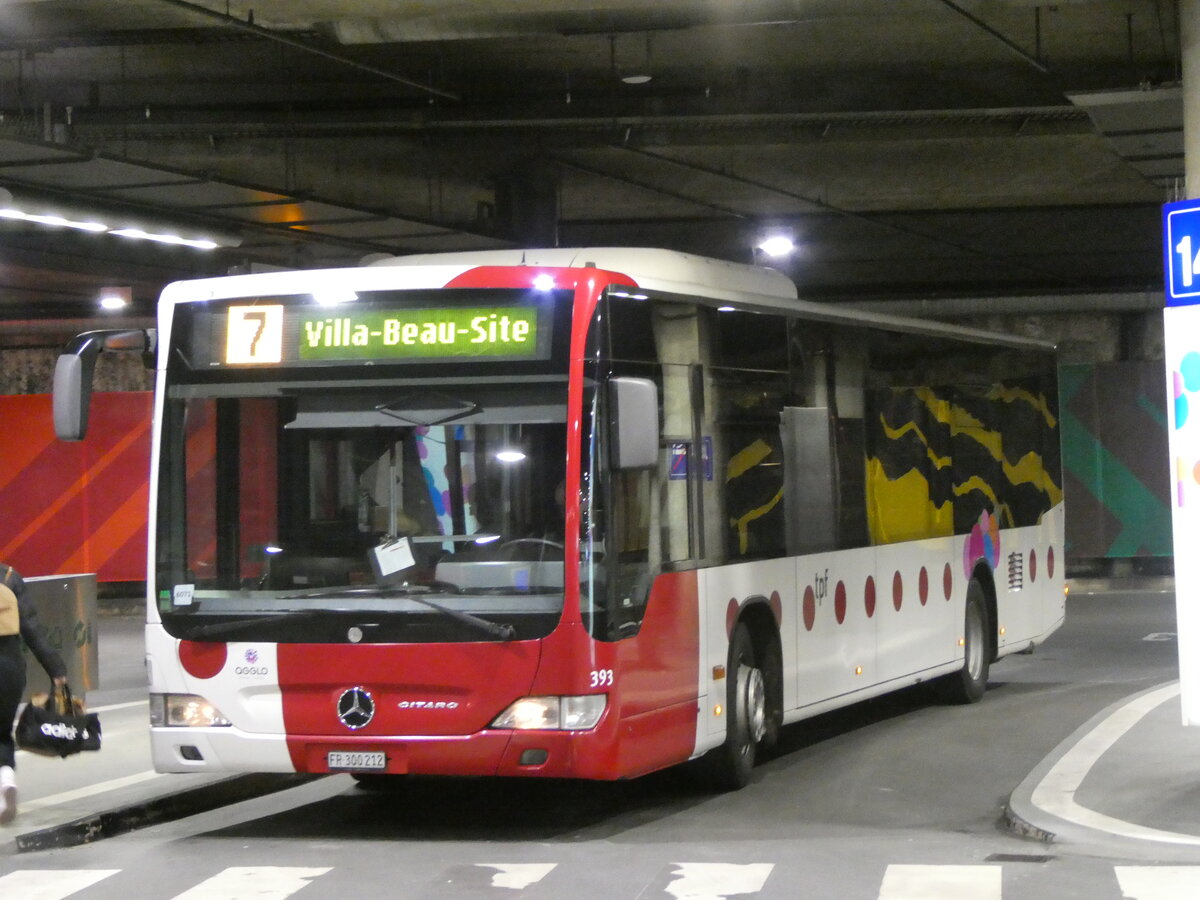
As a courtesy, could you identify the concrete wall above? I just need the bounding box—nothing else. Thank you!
[0,348,153,395]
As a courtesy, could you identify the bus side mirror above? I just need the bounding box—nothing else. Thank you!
[609,377,659,469]
[53,353,92,441]
[53,329,154,441]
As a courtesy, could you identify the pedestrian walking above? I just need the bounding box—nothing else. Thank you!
[0,563,67,825]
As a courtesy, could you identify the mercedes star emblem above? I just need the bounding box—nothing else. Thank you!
[337,686,375,730]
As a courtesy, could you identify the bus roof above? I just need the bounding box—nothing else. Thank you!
[369,246,799,305]
[158,246,1054,354]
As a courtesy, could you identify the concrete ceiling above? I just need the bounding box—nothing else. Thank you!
[0,0,1184,342]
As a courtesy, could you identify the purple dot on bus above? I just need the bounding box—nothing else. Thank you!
[417,442,429,459]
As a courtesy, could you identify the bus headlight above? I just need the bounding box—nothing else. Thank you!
[490,695,607,731]
[150,693,232,728]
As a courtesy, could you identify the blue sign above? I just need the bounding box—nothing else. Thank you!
[667,436,714,482]
[1164,198,1200,306]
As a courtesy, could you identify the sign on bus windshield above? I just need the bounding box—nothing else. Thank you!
[181,291,557,369]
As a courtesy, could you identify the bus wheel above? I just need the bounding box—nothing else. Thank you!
[943,579,990,704]
[703,623,766,790]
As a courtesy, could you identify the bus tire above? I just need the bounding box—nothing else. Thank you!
[702,622,766,790]
[944,579,990,704]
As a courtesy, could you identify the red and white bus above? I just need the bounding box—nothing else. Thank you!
[55,247,1064,788]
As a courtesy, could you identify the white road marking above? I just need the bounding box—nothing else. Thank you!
[19,770,164,813]
[1115,866,1200,899]
[88,700,150,713]
[664,863,773,900]
[170,866,332,900]
[476,863,558,889]
[1028,682,1200,845]
[0,869,120,899]
[877,865,1001,899]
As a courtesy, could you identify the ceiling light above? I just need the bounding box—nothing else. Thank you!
[757,236,795,258]
[98,286,132,311]
[495,449,527,463]
[621,74,652,85]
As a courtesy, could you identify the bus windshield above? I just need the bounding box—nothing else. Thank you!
[154,380,569,643]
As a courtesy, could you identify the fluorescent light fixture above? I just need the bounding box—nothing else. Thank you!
[757,236,795,258]
[0,186,240,250]
[621,74,651,85]
[473,533,501,545]
[718,306,736,312]
[0,207,106,232]
[495,449,527,463]
[109,228,219,250]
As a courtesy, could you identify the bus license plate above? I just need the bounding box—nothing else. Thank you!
[327,751,386,771]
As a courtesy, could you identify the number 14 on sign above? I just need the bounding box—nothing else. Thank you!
[1178,234,1200,288]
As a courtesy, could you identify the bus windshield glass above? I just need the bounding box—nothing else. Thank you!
[154,292,574,644]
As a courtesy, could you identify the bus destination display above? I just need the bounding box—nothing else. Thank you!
[220,301,546,366]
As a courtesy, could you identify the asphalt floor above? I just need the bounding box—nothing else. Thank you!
[5,579,1200,860]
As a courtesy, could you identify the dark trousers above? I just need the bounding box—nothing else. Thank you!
[0,635,26,769]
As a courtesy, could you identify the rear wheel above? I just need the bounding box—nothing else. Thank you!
[701,623,767,790]
[943,579,990,704]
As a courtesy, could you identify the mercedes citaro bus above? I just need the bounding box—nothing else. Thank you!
[53,248,1064,789]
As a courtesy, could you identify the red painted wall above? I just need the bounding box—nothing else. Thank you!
[0,392,152,582]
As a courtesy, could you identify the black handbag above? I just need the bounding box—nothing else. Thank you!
[15,683,101,758]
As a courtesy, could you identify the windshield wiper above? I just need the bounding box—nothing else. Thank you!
[189,609,324,639]
[381,587,516,640]
[279,584,516,641]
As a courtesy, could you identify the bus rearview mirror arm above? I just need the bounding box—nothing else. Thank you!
[53,329,156,441]
[609,376,659,469]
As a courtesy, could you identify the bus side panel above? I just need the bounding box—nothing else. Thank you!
[994,504,1066,652]
[612,570,702,778]
[695,559,795,753]
[872,540,962,685]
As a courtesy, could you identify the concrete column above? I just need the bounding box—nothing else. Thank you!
[1185,0,1200,196]
[495,161,560,248]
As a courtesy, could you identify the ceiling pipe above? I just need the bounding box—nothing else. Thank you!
[148,0,461,102]
[930,0,1052,75]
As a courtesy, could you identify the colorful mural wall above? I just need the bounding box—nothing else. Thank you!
[0,392,152,582]
[1058,362,1171,559]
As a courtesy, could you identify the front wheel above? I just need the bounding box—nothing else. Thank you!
[700,623,767,790]
[943,579,990,704]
